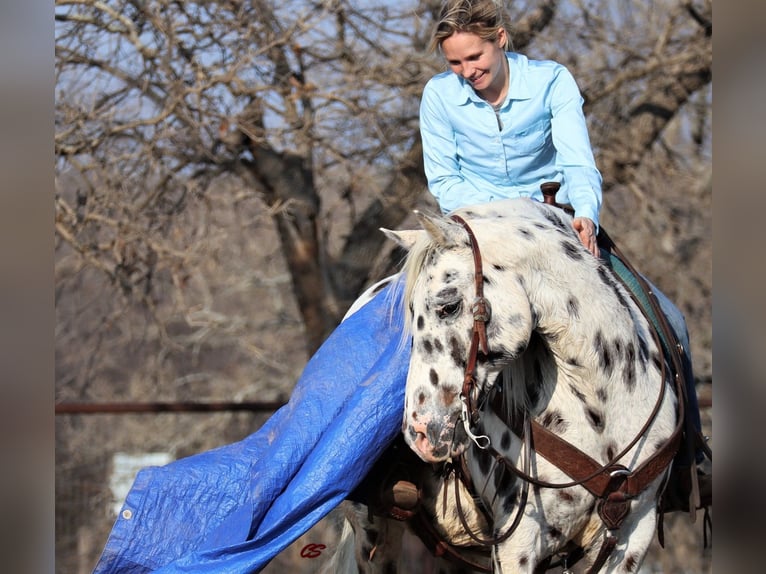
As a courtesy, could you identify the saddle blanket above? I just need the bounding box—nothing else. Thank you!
[92,280,409,573]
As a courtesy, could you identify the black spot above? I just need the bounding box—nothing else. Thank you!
[596,387,608,403]
[605,442,617,462]
[418,392,426,405]
[623,552,639,572]
[569,384,586,403]
[548,526,562,539]
[567,296,580,319]
[417,315,425,330]
[502,490,518,514]
[558,490,575,502]
[442,270,458,284]
[429,368,439,386]
[421,338,433,355]
[434,338,443,353]
[638,335,649,363]
[492,461,505,490]
[586,407,605,433]
[541,410,568,433]
[475,443,493,475]
[561,240,584,261]
[500,430,512,450]
[595,331,614,375]
[492,263,506,272]
[519,555,529,566]
[517,227,532,239]
[449,335,464,366]
[566,356,581,367]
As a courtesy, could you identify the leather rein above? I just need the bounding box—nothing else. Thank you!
[446,213,686,573]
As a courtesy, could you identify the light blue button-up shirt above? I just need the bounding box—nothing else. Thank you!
[420,52,602,227]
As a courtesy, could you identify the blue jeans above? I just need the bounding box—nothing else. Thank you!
[649,280,704,464]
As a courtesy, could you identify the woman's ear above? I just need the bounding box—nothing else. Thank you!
[497,27,507,49]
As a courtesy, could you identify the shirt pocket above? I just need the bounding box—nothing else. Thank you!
[506,120,549,156]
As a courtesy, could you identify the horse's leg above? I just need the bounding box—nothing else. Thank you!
[343,501,407,573]
[600,498,660,573]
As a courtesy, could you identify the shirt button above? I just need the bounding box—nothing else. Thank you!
[122,508,133,520]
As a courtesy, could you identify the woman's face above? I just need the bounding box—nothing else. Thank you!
[440,30,508,97]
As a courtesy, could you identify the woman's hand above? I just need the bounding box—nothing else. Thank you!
[573,217,599,257]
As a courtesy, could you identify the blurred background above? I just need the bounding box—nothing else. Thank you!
[52,1,713,571]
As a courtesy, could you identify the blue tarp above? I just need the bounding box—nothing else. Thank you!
[93,280,409,573]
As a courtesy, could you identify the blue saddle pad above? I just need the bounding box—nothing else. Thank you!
[93,280,409,573]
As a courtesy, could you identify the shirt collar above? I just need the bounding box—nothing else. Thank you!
[456,52,532,107]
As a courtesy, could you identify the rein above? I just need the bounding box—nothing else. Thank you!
[446,210,687,573]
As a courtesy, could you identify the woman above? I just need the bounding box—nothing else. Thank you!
[421,0,601,256]
[421,0,708,502]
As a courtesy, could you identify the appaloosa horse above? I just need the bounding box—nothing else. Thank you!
[333,198,684,573]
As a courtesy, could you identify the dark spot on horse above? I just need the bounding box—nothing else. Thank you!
[421,338,433,355]
[638,335,649,364]
[586,407,605,433]
[567,356,581,367]
[492,263,506,272]
[434,338,444,353]
[518,227,532,239]
[605,442,617,462]
[595,331,613,375]
[561,240,584,261]
[623,553,639,572]
[493,461,505,490]
[502,492,517,514]
[624,358,636,391]
[542,209,568,232]
[429,368,439,386]
[548,526,562,539]
[567,296,580,319]
[430,442,449,459]
[483,274,492,286]
[541,410,568,433]
[500,430,511,450]
[440,386,457,406]
[596,387,608,403]
[475,443,493,476]
[569,384,586,403]
[417,315,424,330]
[558,490,575,502]
[442,270,458,284]
[518,555,529,566]
[418,392,426,405]
[449,335,464,367]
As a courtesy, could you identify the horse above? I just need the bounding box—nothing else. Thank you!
[331,197,683,573]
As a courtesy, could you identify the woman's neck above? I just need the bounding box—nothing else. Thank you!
[478,56,509,107]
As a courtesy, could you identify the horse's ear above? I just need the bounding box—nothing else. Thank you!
[380,228,423,251]
[414,210,464,247]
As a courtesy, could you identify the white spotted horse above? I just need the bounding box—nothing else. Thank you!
[334,196,700,573]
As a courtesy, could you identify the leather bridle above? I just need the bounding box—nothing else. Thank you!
[446,212,686,573]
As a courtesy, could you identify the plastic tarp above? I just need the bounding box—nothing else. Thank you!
[93,279,409,573]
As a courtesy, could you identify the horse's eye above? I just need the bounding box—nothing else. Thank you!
[436,301,462,319]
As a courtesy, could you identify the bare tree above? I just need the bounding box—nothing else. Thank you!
[55,0,711,397]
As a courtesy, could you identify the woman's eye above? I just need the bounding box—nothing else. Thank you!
[436,301,462,319]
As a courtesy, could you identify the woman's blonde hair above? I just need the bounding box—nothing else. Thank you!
[429,0,513,53]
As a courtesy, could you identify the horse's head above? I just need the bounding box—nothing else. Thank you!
[385,208,536,463]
